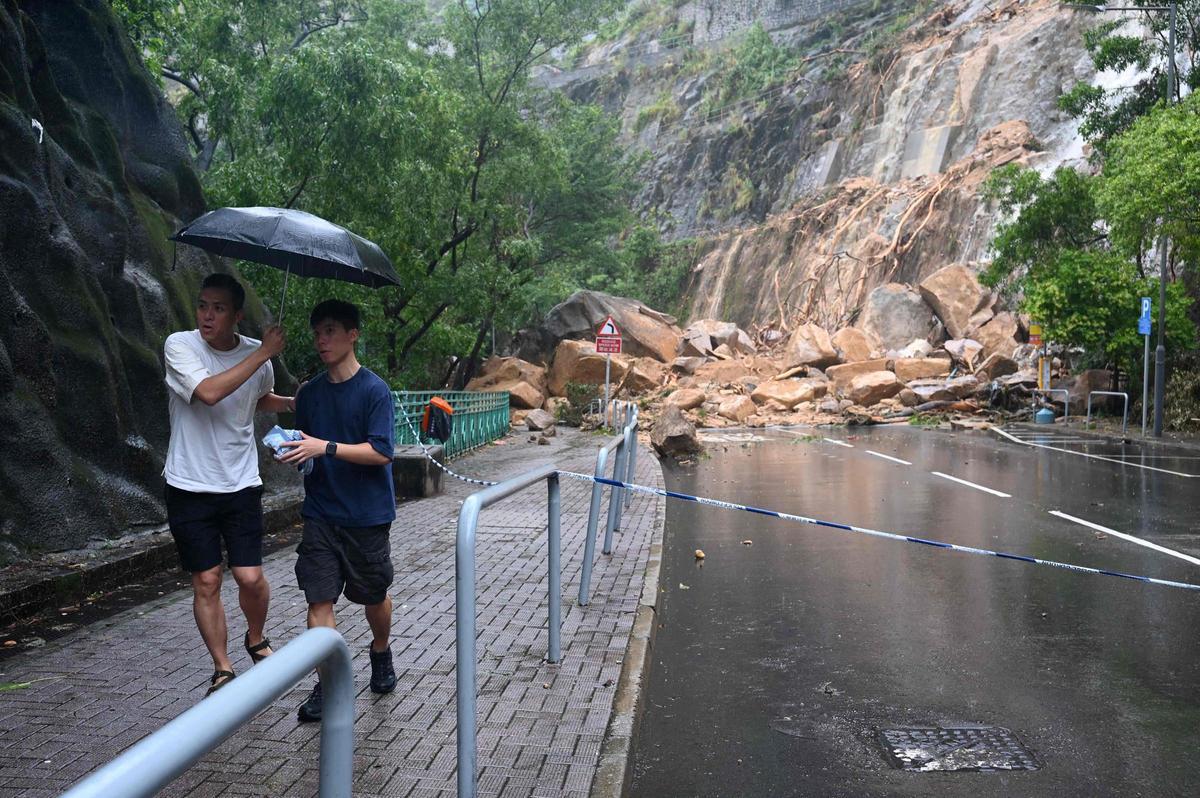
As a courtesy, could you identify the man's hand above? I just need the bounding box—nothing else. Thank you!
[261,325,285,359]
[278,432,326,464]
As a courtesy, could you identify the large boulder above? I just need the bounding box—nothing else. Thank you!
[859,283,938,351]
[783,323,840,369]
[525,409,556,431]
[893,358,951,383]
[718,395,757,423]
[1054,369,1115,414]
[623,357,667,393]
[826,359,891,390]
[466,356,548,409]
[693,359,752,386]
[548,339,628,396]
[519,290,683,364]
[682,319,756,356]
[750,378,826,409]
[919,264,987,340]
[969,312,1022,359]
[672,356,707,375]
[974,353,1019,381]
[666,388,707,410]
[831,327,877,363]
[944,339,985,369]
[847,372,902,406]
[652,405,702,457]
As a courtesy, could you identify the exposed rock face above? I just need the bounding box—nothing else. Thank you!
[518,290,682,364]
[466,356,548,409]
[847,372,901,406]
[859,284,938,352]
[0,2,290,557]
[651,404,702,457]
[919,264,987,340]
[783,323,839,369]
[831,327,876,363]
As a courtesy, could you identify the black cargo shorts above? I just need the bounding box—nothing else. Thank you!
[294,517,393,605]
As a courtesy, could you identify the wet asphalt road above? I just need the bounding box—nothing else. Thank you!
[628,426,1200,798]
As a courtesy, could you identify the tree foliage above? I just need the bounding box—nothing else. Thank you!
[111,0,652,387]
[1058,1,1200,150]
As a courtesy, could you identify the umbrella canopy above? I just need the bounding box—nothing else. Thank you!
[170,206,401,289]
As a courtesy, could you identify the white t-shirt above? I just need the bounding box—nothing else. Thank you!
[163,330,274,493]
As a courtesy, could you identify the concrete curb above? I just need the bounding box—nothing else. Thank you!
[0,488,303,624]
[590,463,665,798]
[1009,422,1200,453]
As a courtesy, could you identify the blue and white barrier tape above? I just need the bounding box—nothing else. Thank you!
[401,413,498,487]
[556,471,1200,593]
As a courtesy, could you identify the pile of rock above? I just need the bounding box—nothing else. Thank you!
[467,272,1100,444]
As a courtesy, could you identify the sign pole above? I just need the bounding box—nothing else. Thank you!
[1143,333,1151,436]
[604,353,611,428]
[1140,297,1152,436]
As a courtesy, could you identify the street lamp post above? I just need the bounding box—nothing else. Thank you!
[1063,3,1177,436]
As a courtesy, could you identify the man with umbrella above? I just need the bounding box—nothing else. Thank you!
[163,273,291,695]
[171,207,404,708]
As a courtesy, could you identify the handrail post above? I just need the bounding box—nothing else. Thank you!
[578,447,609,606]
[624,409,638,509]
[547,473,562,663]
[456,495,481,798]
[603,433,627,556]
[318,634,355,798]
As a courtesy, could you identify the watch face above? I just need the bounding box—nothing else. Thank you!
[326,441,337,457]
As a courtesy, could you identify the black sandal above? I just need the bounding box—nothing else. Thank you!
[206,670,235,696]
[244,632,273,664]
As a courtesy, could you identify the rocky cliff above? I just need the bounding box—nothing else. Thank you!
[556,0,1095,331]
[0,0,289,560]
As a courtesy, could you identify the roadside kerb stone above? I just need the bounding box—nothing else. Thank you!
[0,428,666,798]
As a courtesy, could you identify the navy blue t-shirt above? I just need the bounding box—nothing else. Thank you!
[295,366,396,527]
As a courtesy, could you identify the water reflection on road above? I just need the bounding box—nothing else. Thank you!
[629,426,1200,798]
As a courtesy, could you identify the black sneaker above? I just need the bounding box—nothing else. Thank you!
[369,646,396,694]
[297,681,322,723]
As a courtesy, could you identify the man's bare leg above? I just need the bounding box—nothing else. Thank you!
[192,566,232,672]
[364,596,392,653]
[231,565,273,655]
[307,600,336,630]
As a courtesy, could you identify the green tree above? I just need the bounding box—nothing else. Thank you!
[1095,92,1200,270]
[112,0,636,387]
[1058,1,1200,149]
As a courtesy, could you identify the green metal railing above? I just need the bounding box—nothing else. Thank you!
[393,391,511,460]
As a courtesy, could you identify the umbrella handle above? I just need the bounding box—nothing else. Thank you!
[278,265,290,326]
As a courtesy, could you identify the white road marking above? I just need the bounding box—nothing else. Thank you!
[931,471,1012,498]
[865,450,912,466]
[993,427,1200,478]
[823,437,854,449]
[1049,510,1200,567]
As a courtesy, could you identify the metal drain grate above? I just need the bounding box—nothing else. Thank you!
[878,726,1039,772]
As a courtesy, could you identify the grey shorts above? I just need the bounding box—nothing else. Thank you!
[294,518,393,605]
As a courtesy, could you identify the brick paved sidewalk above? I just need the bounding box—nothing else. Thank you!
[0,428,665,798]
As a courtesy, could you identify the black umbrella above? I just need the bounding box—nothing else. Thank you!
[170,206,401,321]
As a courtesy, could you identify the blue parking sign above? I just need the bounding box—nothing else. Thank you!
[1139,297,1152,335]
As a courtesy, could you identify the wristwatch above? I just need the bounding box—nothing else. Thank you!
[325,441,338,458]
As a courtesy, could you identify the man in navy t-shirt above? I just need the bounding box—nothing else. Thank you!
[278,299,397,722]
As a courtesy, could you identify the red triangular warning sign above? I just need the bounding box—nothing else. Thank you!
[596,315,620,336]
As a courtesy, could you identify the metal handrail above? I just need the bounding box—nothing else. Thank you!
[579,405,638,606]
[456,463,562,798]
[1032,389,1071,423]
[59,628,354,798]
[1087,390,1130,435]
[393,390,510,460]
